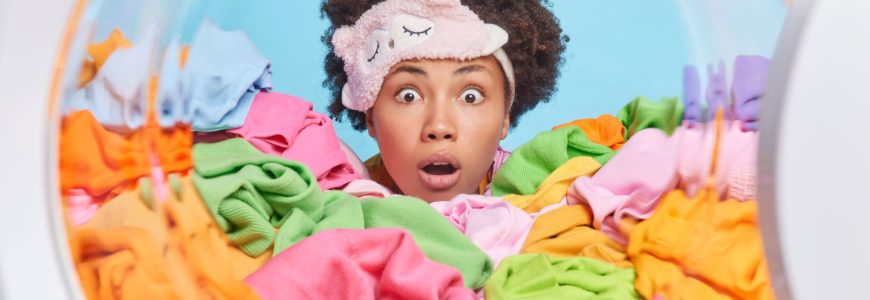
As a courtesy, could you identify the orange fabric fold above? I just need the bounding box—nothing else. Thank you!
[552,114,626,150]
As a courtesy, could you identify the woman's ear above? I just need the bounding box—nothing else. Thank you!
[500,114,510,140]
[365,109,377,139]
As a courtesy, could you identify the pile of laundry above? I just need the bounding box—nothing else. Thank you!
[59,23,774,300]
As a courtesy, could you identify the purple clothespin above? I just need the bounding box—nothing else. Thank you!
[731,55,770,131]
[683,65,702,127]
[706,60,730,122]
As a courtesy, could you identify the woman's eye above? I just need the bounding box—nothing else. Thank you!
[459,88,484,104]
[395,88,422,103]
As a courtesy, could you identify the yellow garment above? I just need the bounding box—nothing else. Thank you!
[627,188,773,300]
[72,227,179,300]
[522,205,631,268]
[75,176,265,299]
[553,114,626,150]
[504,157,601,213]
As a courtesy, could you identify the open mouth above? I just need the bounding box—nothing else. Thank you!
[422,162,458,175]
[417,152,462,191]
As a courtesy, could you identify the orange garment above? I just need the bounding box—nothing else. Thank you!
[60,110,150,200]
[76,177,265,299]
[522,205,631,268]
[146,76,193,174]
[88,29,132,70]
[504,157,601,213]
[77,29,133,87]
[552,114,626,150]
[627,188,773,300]
[72,227,179,300]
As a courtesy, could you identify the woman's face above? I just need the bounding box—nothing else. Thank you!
[367,55,509,202]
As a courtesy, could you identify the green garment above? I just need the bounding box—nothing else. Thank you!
[490,126,615,196]
[485,254,640,300]
[193,138,358,257]
[193,138,492,288]
[616,96,684,139]
[362,196,493,289]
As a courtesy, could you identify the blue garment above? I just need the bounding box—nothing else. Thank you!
[155,38,189,128]
[184,21,272,132]
[63,26,157,133]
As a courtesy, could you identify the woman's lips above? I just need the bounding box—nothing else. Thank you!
[417,152,462,190]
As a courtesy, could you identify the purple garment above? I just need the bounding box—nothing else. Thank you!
[731,55,770,131]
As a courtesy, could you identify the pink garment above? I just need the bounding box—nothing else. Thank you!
[483,146,512,196]
[567,129,679,245]
[244,228,474,300]
[342,179,393,198]
[672,121,758,200]
[430,194,532,266]
[227,92,362,190]
[66,189,98,226]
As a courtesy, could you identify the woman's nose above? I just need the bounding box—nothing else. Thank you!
[421,106,457,142]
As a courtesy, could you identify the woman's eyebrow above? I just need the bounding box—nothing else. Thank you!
[453,64,488,76]
[391,65,427,77]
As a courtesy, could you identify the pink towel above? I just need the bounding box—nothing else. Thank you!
[567,129,679,245]
[245,228,474,300]
[228,92,362,190]
[430,194,532,267]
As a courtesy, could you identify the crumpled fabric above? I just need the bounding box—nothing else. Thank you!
[192,138,364,257]
[60,110,150,201]
[627,187,773,300]
[490,126,614,197]
[156,38,189,127]
[76,176,268,299]
[567,129,679,245]
[341,179,393,198]
[616,96,684,139]
[503,157,601,213]
[192,138,492,288]
[520,205,631,268]
[430,194,533,266]
[78,28,132,87]
[71,227,181,300]
[185,21,272,132]
[485,254,640,300]
[245,228,475,300]
[552,114,626,150]
[672,122,758,201]
[64,26,158,133]
[227,92,362,190]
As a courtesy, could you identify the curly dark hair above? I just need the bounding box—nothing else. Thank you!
[320,0,568,130]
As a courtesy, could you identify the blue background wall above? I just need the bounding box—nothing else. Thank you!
[88,0,787,159]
